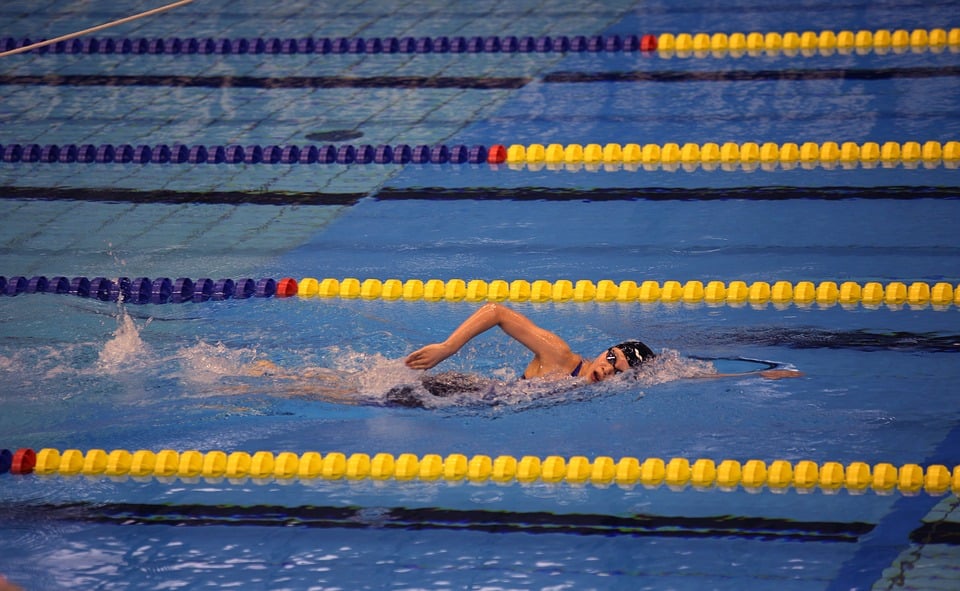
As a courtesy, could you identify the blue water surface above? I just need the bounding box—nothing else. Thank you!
[1,0,959,590]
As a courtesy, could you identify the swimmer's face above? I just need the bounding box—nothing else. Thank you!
[587,346,629,383]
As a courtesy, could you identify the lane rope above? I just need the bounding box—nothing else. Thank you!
[2,276,958,309]
[0,0,195,59]
[0,276,290,303]
[500,141,960,172]
[0,143,489,165]
[293,278,960,309]
[654,28,960,58]
[1,141,958,171]
[2,27,957,58]
[5,447,959,497]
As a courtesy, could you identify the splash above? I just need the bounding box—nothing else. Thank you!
[96,306,152,373]
[351,353,423,397]
[633,349,716,386]
[175,341,260,385]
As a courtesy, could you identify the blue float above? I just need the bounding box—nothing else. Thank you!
[151,278,172,304]
[70,277,90,298]
[132,145,152,164]
[171,278,194,303]
[193,278,214,302]
[235,278,256,299]
[89,277,114,301]
[255,278,276,297]
[213,279,235,300]
[46,277,70,294]
[4,276,26,296]
[27,276,48,293]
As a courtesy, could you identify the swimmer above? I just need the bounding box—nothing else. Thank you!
[405,303,802,382]
[237,303,798,409]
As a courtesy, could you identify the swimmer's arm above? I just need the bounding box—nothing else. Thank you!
[405,303,571,370]
[698,369,804,380]
[759,369,804,379]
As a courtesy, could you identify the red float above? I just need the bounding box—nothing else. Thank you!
[11,448,36,474]
[486,144,507,164]
[276,277,298,297]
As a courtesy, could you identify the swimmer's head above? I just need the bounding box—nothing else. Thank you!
[613,340,656,369]
[590,340,656,382]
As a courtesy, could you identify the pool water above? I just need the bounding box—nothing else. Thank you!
[1,1,959,590]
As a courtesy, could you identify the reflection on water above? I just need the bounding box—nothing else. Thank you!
[0,495,877,591]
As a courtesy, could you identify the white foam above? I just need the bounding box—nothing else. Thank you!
[175,340,259,385]
[95,306,152,374]
[633,349,717,386]
[351,354,422,397]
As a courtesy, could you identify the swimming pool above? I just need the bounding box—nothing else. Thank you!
[1,0,959,589]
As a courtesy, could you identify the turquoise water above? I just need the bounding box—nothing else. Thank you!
[2,1,960,590]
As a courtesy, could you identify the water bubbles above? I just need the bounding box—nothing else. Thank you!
[633,349,717,386]
[175,341,259,385]
[96,306,152,373]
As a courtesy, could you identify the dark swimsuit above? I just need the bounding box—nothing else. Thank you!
[386,361,585,408]
[569,359,583,377]
[522,359,583,380]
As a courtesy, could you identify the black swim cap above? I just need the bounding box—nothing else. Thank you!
[613,341,656,368]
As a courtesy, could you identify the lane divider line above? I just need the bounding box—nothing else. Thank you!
[2,28,957,59]
[1,141,956,171]
[294,278,960,310]
[2,276,958,309]
[503,141,960,172]
[6,447,959,497]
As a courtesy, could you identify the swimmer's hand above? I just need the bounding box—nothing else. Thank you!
[759,369,804,380]
[405,343,455,370]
